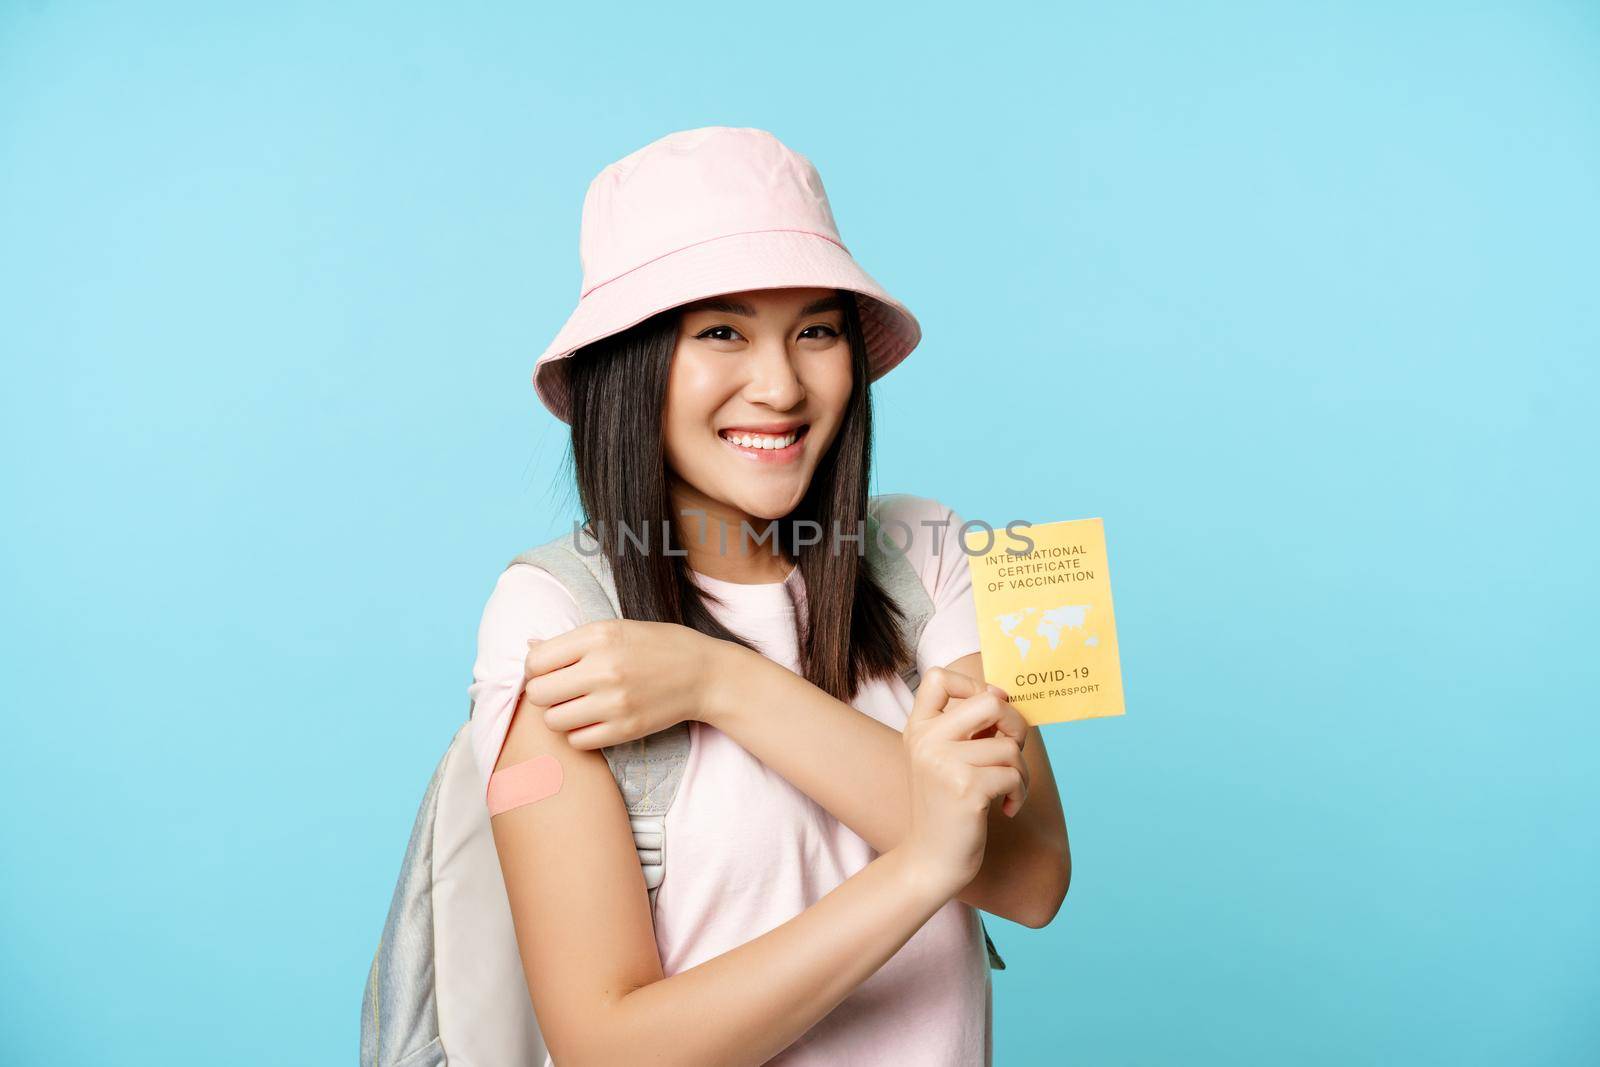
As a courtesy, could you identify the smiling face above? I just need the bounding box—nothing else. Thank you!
[662,286,854,557]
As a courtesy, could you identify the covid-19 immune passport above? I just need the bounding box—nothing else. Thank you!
[962,517,1126,726]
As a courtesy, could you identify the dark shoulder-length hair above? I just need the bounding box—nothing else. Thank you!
[560,288,913,703]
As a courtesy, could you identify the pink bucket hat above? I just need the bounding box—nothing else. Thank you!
[532,126,923,424]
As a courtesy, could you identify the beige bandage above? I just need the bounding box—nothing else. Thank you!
[486,754,564,816]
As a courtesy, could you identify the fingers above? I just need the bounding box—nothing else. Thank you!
[931,688,1030,747]
[562,720,618,751]
[971,763,1027,819]
[523,621,613,679]
[955,735,1029,817]
[907,667,986,727]
[524,657,605,709]
[985,683,1027,752]
[538,693,610,735]
[521,622,637,750]
[987,695,1029,750]
[523,622,617,704]
[956,735,1028,778]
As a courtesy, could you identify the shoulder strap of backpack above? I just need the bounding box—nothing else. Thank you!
[864,497,937,694]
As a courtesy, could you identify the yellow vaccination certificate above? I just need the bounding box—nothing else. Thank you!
[963,517,1126,726]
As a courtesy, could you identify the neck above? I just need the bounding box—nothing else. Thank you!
[666,483,796,585]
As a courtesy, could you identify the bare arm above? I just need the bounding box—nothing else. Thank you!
[491,686,955,1067]
[704,643,1071,928]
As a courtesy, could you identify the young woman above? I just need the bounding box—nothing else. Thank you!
[469,127,1070,1065]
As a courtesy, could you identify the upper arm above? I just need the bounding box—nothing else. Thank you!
[468,564,663,1060]
[489,686,665,1061]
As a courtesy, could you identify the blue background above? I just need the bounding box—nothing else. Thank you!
[3,2,1596,1063]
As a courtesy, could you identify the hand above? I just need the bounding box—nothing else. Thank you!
[898,667,1031,898]
[522,619,730,750]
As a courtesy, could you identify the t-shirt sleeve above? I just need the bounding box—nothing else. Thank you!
[876,493,984,678]
[467,563,585,797]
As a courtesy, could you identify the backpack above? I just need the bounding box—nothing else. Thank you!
[360,498,1005,1067]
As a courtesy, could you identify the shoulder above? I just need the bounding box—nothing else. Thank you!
[467,560,587,786]
[870,494,983,671]
[476,561,585,642]
[870,492,971,564]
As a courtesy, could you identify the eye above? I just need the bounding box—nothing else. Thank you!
[799,324,840,341]
[696,325,744,342]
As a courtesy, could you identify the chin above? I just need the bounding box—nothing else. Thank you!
[726,482,809,523]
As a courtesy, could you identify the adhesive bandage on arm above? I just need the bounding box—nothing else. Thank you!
[486,754,565,816]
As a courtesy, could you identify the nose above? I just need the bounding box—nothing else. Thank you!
[740,336,807,411]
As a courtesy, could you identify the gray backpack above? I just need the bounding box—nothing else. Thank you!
[360,499,1005,1066]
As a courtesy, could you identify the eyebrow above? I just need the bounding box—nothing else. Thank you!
[678,293,844,318]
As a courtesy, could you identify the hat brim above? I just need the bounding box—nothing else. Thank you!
[532,229,921,424]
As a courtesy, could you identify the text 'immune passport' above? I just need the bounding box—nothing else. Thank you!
[963,517,1125,726]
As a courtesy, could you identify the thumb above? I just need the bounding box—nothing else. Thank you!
[907,666,985,727]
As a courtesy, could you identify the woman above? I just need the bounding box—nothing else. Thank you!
[470,127,1070,1065]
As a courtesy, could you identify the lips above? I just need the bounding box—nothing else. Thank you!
[718,423,809,462]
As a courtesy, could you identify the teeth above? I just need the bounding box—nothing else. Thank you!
[722,430,799,450]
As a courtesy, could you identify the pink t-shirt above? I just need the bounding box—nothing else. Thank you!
[468,493,992,1065]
